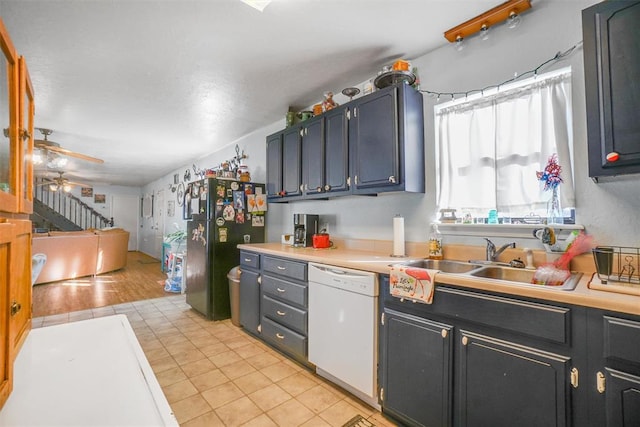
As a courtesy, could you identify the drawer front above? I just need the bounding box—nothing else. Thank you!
[262,256,307,281]
[240,251,260,270]
[433,287,570,344]
[262,275,307,307]
[262,294,307,335]
[261,316,307,359]
[604,316,640,365]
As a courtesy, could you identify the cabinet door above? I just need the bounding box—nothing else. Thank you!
[266,132,282,199]
[18,57,34,214]
[239,268,260,335]
[349,86,399,193]
[281,126,302,198]
[324,106,349,195]
[603,368,640,427]
[583,1,640,179]
[0,223,14,410]
[302,117,324,197]
[458,330,571,427]
[8,220,31,353]
[0,19,20,214]
[380,308,453,427]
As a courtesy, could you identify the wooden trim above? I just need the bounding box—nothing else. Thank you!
[19,56,34,214]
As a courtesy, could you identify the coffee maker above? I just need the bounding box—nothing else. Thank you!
[293,214,319,247]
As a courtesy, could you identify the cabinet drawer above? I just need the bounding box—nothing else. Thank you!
[603,316,640,365]
[261,316,307,359]
[240,251,260,270]
[434,287,570,344]
[262,256,307,281]
[262,275,307,307]
[262,294,307,335]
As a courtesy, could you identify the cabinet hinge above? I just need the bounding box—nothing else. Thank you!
[257,324,262,334]
[597,371,606,393]
[353,107,357,118]
[346,109,350,120]
[381,312,385,325]
[347,177,351,187]
[299,129,304,137]
[380,387,384,401]
[570,367,579,388]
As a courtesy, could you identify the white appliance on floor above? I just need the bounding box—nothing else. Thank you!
[308,263,380,409]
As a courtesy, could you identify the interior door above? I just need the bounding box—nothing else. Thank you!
[111,194,139,251]
[154,189,165,258]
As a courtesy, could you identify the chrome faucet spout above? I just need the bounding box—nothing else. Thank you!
[485,238,516,262]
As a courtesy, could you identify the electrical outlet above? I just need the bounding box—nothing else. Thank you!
[322,223,329,234]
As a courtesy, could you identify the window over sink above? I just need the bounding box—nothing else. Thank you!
[434,67,575,225]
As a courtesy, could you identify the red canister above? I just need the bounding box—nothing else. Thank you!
[312,233,332,249]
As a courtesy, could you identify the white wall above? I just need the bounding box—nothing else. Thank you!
[140,0,640,259]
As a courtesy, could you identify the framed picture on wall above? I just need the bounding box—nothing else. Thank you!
[167,200,175,217]
[94,194,106,204]
[81,187,93,197]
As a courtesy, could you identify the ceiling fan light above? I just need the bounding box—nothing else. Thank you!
[63,184,72,192]
[49,183,58,192]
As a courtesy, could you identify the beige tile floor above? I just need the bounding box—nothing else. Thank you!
[33,295,397,427]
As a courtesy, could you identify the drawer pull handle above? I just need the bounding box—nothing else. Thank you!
[570,367,579,389]
[597,371,606,393]
[276,287,286,293]
[276,333,285,340]
[244,258,252,262]
[257,275,262,285]
[462,336,469,346]
[277,266,287,270]
[441,329,448,338]
[276,310,286,316]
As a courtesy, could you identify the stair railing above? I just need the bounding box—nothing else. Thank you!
[34,177,114,230]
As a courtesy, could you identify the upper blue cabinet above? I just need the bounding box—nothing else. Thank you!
[266,83,425,202]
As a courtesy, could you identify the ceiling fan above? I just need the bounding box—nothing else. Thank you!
[36,171,87,192]
[34,128,104,165]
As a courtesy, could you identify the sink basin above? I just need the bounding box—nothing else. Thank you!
[401,259,482,274]
[470,266,583,291]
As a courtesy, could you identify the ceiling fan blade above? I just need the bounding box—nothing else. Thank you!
[44,145,104,164]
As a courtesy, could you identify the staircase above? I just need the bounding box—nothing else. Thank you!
[32,178,114,231]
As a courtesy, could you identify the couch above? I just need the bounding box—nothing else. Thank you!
[32,228,130,285]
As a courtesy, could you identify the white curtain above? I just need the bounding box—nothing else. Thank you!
[435,69,574,217]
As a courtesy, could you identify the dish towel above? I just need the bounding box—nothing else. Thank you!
[389,265,439,304]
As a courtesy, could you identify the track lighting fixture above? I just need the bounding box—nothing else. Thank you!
[455,35,465,51]
[444,0,531,45]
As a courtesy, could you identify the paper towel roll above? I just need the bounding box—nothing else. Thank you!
[393,216,405,256]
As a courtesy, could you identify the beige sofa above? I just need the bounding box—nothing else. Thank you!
[32,228,130,285]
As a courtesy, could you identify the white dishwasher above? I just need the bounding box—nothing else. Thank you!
[308,263,379,409]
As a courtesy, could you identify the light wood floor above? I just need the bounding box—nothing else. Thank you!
[32,251,172,317]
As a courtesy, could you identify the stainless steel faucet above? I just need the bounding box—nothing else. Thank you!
[485,238,516,262]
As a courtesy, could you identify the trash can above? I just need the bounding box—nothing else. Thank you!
[227,266,241,327]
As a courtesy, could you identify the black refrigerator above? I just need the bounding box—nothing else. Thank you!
[185,178,266,320]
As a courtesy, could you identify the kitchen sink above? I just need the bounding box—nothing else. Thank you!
[401,259,482,274]
[469,266,583,291]
[398,260,582,291]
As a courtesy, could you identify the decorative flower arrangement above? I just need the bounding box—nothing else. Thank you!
[536,153,563,191]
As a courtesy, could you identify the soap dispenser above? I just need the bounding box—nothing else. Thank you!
[428,223,443,260]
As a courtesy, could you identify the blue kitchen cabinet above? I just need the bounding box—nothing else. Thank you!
[266,125,303,201]
[266,132,282,200]
[583,1,640,181]
[378,276,583,427]
[266,83,424,202]
[380,307,453,427]
[301,106,350,199]
[349,83,424,195]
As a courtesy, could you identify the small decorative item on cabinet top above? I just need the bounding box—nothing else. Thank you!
[313,104,323,116]
[322,91,338,112]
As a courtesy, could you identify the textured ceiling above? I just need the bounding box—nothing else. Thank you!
[1,0,497,186]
